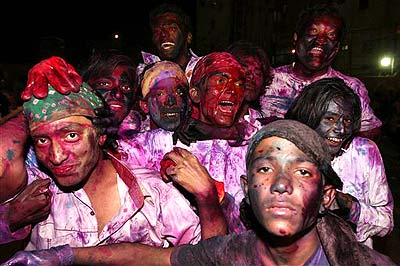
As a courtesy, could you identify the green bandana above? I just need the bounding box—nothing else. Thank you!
[23,83,103,131]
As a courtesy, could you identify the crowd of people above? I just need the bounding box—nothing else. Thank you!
[0,1,397,265]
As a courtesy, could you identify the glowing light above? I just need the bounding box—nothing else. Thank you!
[291,49,295,54]
[380,57,392,67]
[114,34,119,39]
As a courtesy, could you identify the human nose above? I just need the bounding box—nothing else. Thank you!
[333,118,345,133]
[166,94,177,106]
[111,87,123,99]
[49,141,68,165]
[316,33,328,45]
[270,172,293,194]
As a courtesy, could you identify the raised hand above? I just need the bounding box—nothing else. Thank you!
[160,147,224,202]
[21,56,81,101]
[8,178,52,232]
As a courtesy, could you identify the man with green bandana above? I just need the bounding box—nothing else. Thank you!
[0,57,227,264]
[3,120,396,265]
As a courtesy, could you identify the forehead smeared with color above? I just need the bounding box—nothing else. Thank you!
[190,52,244,89]
[246,119,343,189]
[23,83,103,131]
[141,60,188,98]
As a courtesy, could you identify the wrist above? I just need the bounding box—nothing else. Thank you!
[53,244,74,266]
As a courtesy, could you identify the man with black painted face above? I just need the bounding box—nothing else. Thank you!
[5,120,396,265]
[259,2,382,142]
[137,3,201,83]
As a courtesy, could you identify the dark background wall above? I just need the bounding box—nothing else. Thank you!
[0,1,399,262]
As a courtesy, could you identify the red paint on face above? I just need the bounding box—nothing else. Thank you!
[295,14,341,75]
[246,137,323,237]
[199,67,245,127]
[31,116,102,189]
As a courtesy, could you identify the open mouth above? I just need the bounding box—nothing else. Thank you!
[326,136,344,146]
[218,100,235,113]
[310,47,324,56]
[161,42,175,50]
[163,112,179,118]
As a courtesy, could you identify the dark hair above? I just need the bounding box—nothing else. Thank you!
[149,3,192,34]
[285,77,362,133]
[295,2,346,42]
[226,40,273,89]
[81,49,137,86]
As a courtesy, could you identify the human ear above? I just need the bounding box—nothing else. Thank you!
[187,32,193,44]
[99,134,107,147]
[189,87,201,103]
[240,174,251,205]
[321,185,337,209]
[139,100,149,114]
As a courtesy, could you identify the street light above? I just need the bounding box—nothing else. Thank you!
[379,56,394,75]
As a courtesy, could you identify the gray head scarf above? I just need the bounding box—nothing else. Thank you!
[246,119,342,189]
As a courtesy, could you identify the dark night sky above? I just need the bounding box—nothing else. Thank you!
[0,0,196,65]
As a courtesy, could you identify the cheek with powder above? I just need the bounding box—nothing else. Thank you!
[301,181,323,222]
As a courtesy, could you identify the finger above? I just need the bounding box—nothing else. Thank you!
[31,76,50,99]
[66,63,82,92]
[175,148,197,160]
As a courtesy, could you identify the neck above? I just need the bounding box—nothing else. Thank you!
[258,228,321,265]
[292,62,329,81]
[175,47,191,70]
[84,156,116,191]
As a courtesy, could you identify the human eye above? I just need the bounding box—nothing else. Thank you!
[65,132,79,142]
[307,26,318,35]
[156,90,165,97]
[95,79,112,90]
[258,166,273,174]
[34,137,49,147]
[175,87,184,96]
[327,31,338,40]
[323,115,335,123]
[343,117,352,126]
[235,80,244,88]
[296,169,312,177]
[120,84,132,93]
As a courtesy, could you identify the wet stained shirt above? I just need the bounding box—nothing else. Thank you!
[25,152,201,250]
[331,136,394,248]
[260,65,382,132]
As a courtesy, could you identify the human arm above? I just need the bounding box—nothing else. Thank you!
[161,147,228,239]
[1,243,173,266]
[354,140,394,241]
[73,243,173,266]
[332,138,394,243]
[0,114,29,202]
[21,56,81,100]
[6,179,51,233]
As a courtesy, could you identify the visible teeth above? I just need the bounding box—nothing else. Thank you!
[219,101,234,106]
[327,137,342,143]
[165,112,178,117]
[312,47,323,52]
[161,42,175,49]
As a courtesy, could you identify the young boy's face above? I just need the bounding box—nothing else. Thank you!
[243,136,324,237]
[315,97,354,156]
[31,116,102,189]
